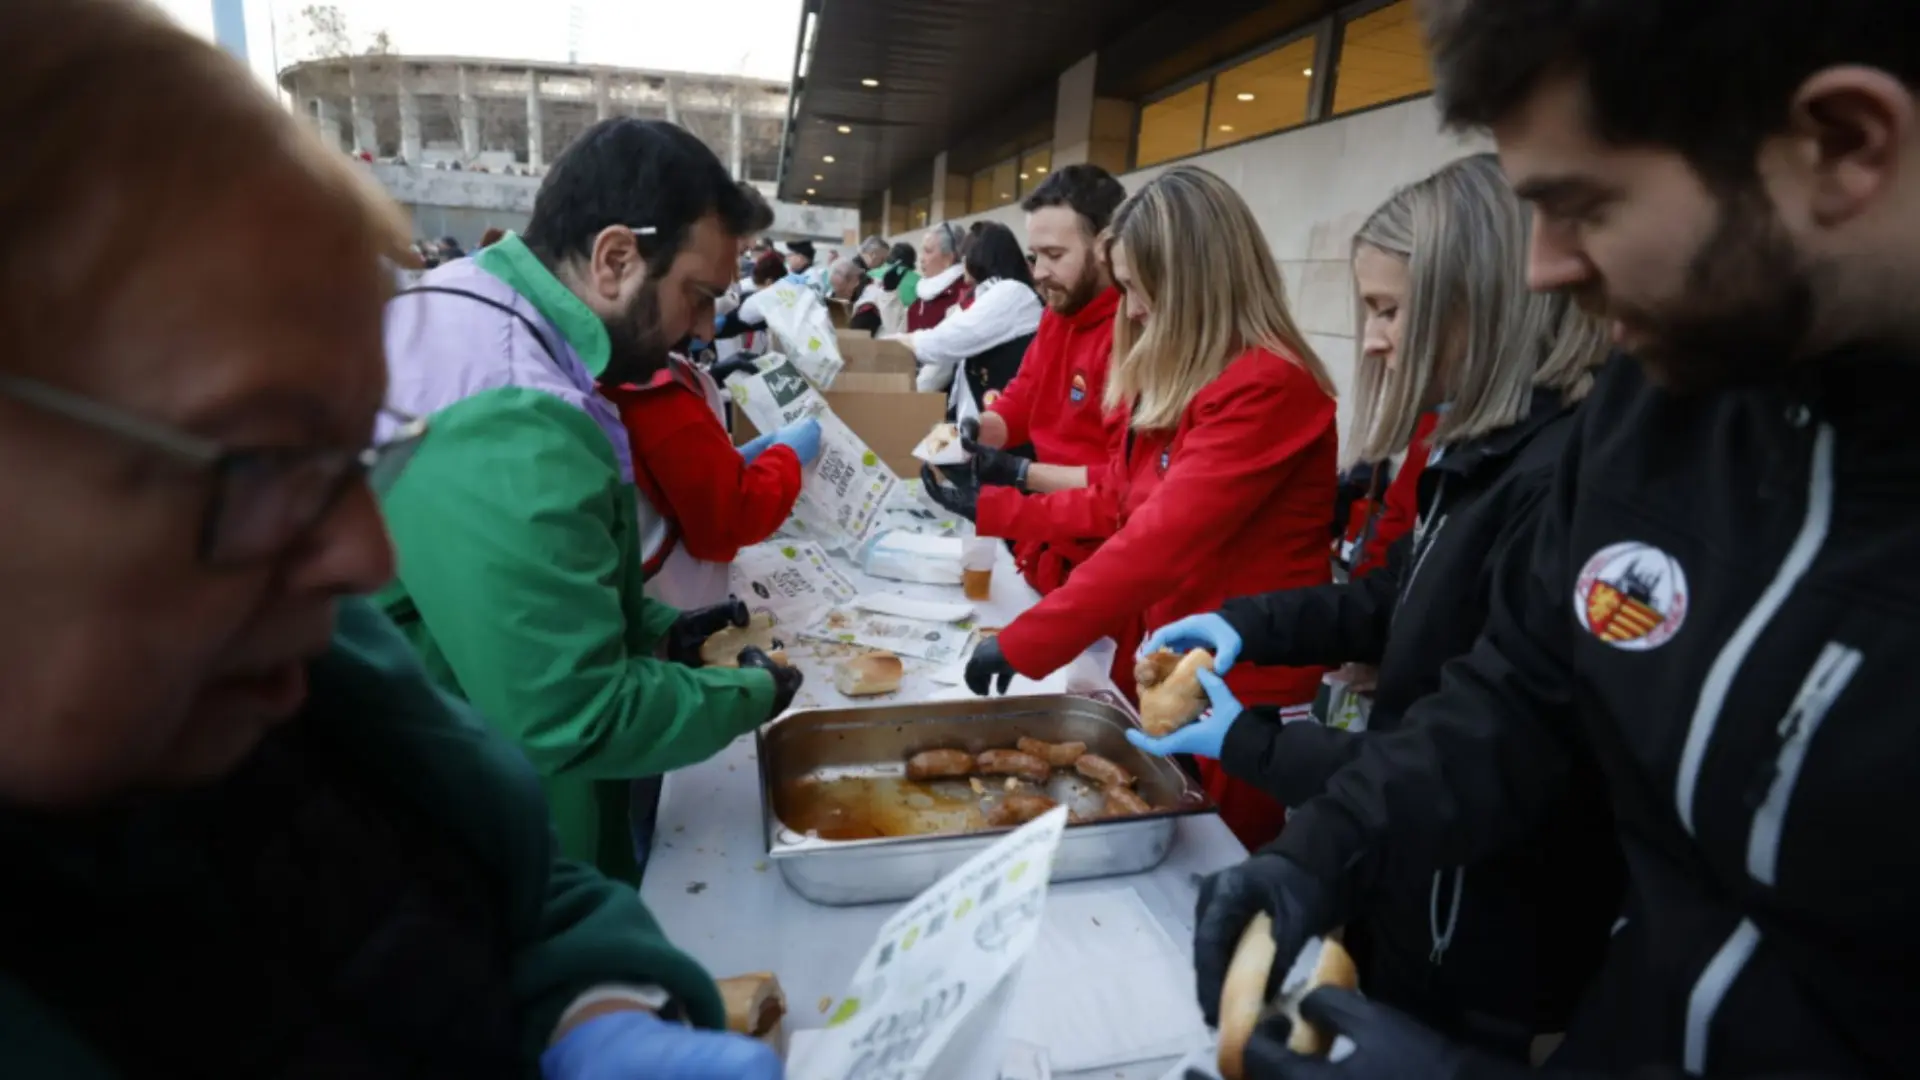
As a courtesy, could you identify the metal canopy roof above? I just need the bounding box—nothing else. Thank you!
[778,0,1164,205]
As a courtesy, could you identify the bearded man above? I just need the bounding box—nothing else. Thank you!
[921,163,1130,596]
[377,119,799,886]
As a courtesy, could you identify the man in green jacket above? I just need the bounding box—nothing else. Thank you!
[376,119,803,883]
[0,5,773,1074]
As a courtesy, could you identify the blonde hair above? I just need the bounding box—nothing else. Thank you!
[1103,166,1334,429]
[1347,153,1608,465]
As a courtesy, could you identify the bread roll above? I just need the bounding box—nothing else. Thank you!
[924,422,960,455]
[700,612,781,667]
[717,972,787,1049]
[1217,920,1357,1079]
[835,650,903,696]
[1135,648,1215,737]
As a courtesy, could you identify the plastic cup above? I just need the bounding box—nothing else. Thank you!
[962,537,996,601]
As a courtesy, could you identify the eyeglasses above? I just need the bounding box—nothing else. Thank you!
[0,374,428,567]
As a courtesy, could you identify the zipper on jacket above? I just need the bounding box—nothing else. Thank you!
[1745,641,1861,887]
[1676,422,1836,837]
[1399,475,1451,609]
[1427,867,1465,965]
[1685,918,1762,1075]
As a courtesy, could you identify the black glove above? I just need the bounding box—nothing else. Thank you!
[665,599,749,667]
[1236,988,1521,1080]
[920,462,979,521]
[959,418,1031,491]
[709,353,761,384]
[1193,854,1338,1026]
[965,637,1018,696]
[737,646,803,717]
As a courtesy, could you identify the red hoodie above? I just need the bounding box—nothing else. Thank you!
[992,345,1338,849]
[603,360,804,566]
[976,287,1122,594]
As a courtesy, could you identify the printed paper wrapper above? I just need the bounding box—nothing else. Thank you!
[754,282,845,389]
[729,541,860,630]
[788,808,1069,1080]
[800,605,973,663]
[728,355,900,552]
[912,422,970,466]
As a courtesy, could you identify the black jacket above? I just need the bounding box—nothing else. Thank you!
[1272,351,1920,1075]
[1217,389,1623,1055]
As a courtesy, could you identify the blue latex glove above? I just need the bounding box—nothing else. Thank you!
[1138,612,1243,673]
[771,417,823,466]
[1127,668,1240,759]
[739,431,778,464]
[541,1010,782,1080]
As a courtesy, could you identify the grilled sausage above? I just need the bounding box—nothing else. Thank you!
[1016,736,1087,768]
[906,749,976,781]
[1075,753,1135,789]
[1103,786,1152,816]
[975,749,1052,783]
[986,793,1059,827]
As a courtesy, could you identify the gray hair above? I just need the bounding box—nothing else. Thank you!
[828,257,865,295]
[859,235,889,262]
[1346,153,1609,466]
[927,220,965,256]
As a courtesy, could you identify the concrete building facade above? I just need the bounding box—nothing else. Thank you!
[281,56,857,247]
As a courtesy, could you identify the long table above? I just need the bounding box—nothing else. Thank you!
[640,541,1248,1078]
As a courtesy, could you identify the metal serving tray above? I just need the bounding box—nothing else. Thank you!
[757,691,1215,905]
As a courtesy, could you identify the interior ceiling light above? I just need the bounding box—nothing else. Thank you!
[1303,68,1313,76]
[1019,172,1029,179]
[806,188,816,195]
[1236,92,1255,101]
[836,124,852,133]
[823,155,836,163]
[813,174,824,181]
[860,78,880,87]
[1219,124,1235,132]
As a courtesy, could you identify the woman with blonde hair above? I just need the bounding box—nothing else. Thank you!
[966,164,1339,848]
[1138,153,1621,1061]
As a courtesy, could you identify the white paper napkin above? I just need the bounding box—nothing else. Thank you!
[1005,886,1212,1073]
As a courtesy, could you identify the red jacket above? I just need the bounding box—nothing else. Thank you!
[993,346,1339,848]
[977,287,1122,594]
[603,360,804,564]
[1349,409,1440,576]
[907,269,967,332]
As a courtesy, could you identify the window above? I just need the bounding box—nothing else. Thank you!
[968,158,1019,214]
[908,197,930,230]
[1207,33,1318,149]
[1331,1,1433,115]
[1135,82,1208,168]
[1017,145,1052,197]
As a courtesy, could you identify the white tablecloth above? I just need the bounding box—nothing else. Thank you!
[641,538,1249,1078]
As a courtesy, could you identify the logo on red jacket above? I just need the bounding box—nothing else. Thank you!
[1573,541,1689,651]
[983,389,1001,407]
[1069,373,1088,404]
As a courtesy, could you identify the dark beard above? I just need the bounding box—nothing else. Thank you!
[601,283,673,385]
[1045,268,1103,316]
[1627,190,1814,396]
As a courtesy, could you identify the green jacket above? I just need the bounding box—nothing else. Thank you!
[374,236,775,883]
[869,263,920,305]
[0,599,723,1077]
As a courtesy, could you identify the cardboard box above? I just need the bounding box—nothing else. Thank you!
[729,333,944,475]
[731,391,944,478]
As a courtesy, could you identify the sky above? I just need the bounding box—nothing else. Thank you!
[152,0,805,86]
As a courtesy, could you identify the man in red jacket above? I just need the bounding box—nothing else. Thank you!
[922,164,1129,594]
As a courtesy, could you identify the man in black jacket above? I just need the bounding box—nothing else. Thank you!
[1199,2,1920,1078]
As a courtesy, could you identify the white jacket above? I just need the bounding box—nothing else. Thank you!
[907,277,1043,397]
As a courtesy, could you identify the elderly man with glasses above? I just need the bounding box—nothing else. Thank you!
[0,2,778,1077]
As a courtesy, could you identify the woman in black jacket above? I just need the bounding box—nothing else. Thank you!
[1131,153,1618,1062]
